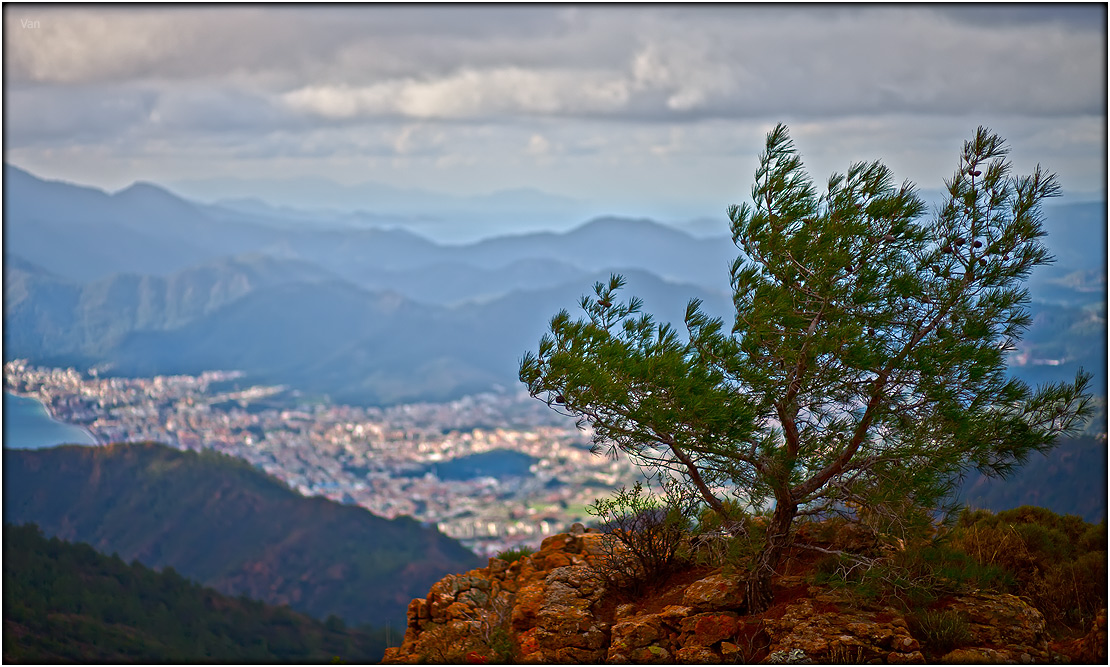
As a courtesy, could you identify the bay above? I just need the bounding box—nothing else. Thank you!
[3,392,98,449]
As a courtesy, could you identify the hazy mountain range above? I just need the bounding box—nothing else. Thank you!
[958,435,1107,523]
[168,174,600,243]
[4,163,1106,408]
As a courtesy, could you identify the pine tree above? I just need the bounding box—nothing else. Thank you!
[519,124,1092,612]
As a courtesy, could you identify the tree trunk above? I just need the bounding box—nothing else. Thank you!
[746,497,797,614]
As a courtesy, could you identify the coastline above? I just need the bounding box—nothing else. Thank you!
[4,391,102,446]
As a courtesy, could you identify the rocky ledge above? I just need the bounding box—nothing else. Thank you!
[383,526,1101,664]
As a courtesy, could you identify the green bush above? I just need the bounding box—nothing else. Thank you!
[1078,521,1107,553]
[493,546,535,564]
[950,506,1106,632]
[907,609,971,655]
[586,480,697,597]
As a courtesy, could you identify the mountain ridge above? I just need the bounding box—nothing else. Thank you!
[3,522,393,663]
[3,442,483,628]
[4,161,1105,407]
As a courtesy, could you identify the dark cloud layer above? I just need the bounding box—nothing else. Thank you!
[3,5,1104,207]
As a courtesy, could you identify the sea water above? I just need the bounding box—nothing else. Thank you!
[3,392,98,449]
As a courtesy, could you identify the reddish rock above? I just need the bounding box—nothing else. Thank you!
[380,528,1084,666]
[681,572,746,612]
[516,628,541,658]
[941,592,1049,661]
[887,649,926,664]
[1054,610,1106,663]
[680,612,739,646]
[674,644,721,663]
[406,597,427,626]
[541,551,573,570]
[609,613,666,654]
[659,604,693,624]
[444,601,473,621]
[762,596,914,662]
[628,644,671,663]
[939,647,1008,663]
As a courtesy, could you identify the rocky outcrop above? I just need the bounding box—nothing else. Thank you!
[935,592,1050,663]
[760,585,923,664]
[384,529,610,664]
[382,528,1067,664]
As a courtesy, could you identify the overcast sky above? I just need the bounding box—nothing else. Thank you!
[4,4,1106,224]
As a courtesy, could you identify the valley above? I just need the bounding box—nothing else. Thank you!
[3,360,641,557]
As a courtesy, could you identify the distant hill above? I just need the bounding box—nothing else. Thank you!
[169,174,595,242]
[350,257,589,306]
[2,443,482,628]
[3,523,393,663]
[3,164,282,281]
[957,436,1108,523]
[3,163,1104,408]
[450,216,738,288]
[5,253,731,405]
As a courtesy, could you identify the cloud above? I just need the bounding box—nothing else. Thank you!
[272,6,1103,124]
[4,83,304,148]
[282,67,633,120]
[4,85,158,146]
[7,6,1103,122]
[526,134,551,157]
[3,5,1104,207]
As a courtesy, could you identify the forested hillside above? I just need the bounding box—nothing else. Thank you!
[3,443,483,628]
[3,523,394,663]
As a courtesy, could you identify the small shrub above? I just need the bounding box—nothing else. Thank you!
[907,609,971,655]
[812,552,865,584]
[485,626,515,663]
[586,479,697,597]
[914,543,1014,591]
[1025,550,1107,630]
[494,546,535,564]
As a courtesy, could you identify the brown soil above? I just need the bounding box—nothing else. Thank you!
[591,563,717,626]
[637,564,716,615]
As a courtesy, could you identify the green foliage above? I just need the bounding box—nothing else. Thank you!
[586,480,697,596]
[486,626,516,663]
[950,506,1106,631]
[521,123,1093,610]
[2,523,390,664]
[813,539,1013,609]
[494,545,535,564]
[907,609,972,655]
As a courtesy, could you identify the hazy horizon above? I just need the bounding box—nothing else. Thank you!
[5,158,1106,245]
